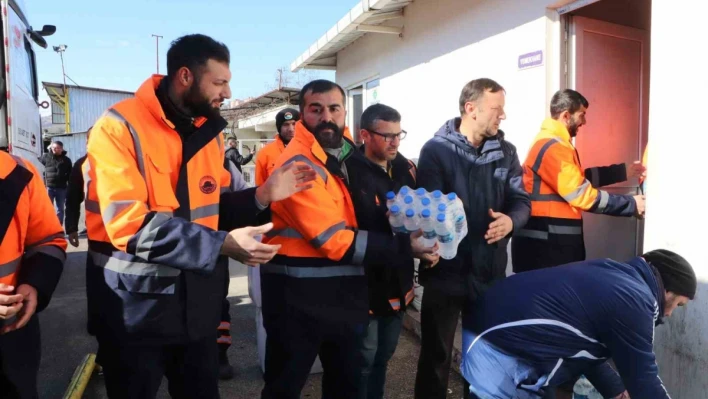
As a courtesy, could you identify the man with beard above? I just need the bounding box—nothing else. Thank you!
[260,80,437,399]
[38,140,72,227]
[83,34,317,398]
[512,89,646,274]
[254,108,299,185]
[461,249,694,399]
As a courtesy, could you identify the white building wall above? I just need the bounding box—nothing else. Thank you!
[644,1,708,397]
[336,0,553,160]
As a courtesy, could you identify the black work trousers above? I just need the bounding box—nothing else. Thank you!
[261,305,364,399]
[414,287,476,399]
[97,335,219,399]
[0,317,41,399]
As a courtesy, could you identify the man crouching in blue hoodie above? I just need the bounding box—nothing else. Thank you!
[461,249,696,399]
[414,78,531,399]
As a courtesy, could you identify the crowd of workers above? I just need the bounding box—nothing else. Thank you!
[0,32,696,399]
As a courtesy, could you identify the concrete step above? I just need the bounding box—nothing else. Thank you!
[402,307,464,375]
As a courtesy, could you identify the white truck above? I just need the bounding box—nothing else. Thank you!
[0,0,55,172]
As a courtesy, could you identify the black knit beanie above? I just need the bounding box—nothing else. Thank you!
[276,108,300,134]
[643,249,697,299]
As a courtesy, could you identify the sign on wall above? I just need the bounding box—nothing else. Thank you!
[518,50,544,70]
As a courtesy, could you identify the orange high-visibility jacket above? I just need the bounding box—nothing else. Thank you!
[83,75,265,342]
[254,134,286,186]
[511,118,637,272]
[261,121,413,325]
[0,152,66,315]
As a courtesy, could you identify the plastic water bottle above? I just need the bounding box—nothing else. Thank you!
[389,205,405,233]
[386,191,396,210]
[415,187,428,203]
[404,209,419,233]
[397,186,411,202]
[418,209,437,247]
[573,376,602,399]
[435,214,456,260]
[431,190,443,204]
[420,197,431,214]
[403,195,414,210]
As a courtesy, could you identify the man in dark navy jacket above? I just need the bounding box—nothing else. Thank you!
[461,249,696,399]
[414,78,531,399]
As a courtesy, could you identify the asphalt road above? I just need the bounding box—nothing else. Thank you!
[37,239,465,398]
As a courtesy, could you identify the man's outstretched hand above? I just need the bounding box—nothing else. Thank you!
[256,162,317,206]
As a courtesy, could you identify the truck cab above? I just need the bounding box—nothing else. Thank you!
[0,0,55,172]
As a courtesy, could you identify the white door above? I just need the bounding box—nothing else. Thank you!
[572,16,649,261]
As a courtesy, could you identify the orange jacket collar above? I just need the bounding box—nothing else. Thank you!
[136,75,207,129]
[540,118,572,143]
[293,121,353,164]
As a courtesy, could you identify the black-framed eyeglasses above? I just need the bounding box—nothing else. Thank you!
[368,129,407,143]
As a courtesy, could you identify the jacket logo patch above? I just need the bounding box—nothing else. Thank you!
[200,176,217,194]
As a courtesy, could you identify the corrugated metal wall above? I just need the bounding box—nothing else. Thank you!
[68,88,133,132]
[50,132,87,162]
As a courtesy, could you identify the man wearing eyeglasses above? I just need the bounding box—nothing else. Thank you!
[414,78,531,399]
[345,103,434,399]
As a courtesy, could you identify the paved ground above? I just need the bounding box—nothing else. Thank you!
[38,239,465,398]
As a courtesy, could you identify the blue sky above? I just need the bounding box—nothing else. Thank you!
[27,0,348,104]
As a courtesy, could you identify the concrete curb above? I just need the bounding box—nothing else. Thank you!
[402,308,464,375]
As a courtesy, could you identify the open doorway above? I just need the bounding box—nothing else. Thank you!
[564,0,652,261]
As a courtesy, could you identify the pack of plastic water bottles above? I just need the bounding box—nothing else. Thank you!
[386,186,467,260]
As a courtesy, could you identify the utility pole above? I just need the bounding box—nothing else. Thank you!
[52,44,70,133]
[277,68,283,89]
[152,34,163,74]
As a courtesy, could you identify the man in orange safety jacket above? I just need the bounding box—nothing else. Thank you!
[260,80,436,399]
[83,34,315,399]
[512,89,647,273]
[255,108,300,186]
[0,151,66,398]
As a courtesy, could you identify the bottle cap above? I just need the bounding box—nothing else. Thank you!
[437,213,446,222]
[447,193,457,201]
[386,191,395,200]
[438,204,447,212]
[405,209,415,217]
[400,187,410,196]
[421,209,431,218]
[390,205,400,213]
[432,190,442,199]
[421,198,431,206]
[404,196,414,204]
[416,188,427,196]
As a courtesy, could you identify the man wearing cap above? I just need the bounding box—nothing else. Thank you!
[460,249,696,399]
[254,108,300,186]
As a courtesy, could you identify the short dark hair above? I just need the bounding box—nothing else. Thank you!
[167,34,230,79]
[52,140,64,146]
[459,78,505,115]
[550,89,589,119]
[361,103,401,132]
[299,80,346,113]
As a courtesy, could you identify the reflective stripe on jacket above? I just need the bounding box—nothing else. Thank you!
[512,118,636,272]
[254,134,286,186]
[0,152,66,318]
[261,121,414,326]
[83,75,235,341]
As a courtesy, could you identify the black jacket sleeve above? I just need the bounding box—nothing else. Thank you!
[503,146,531,234]
[65,156,86,234]
[416,141,446,193]
[218,187,271,231]
[18,252,64,312]
[62,156,73,186]
[585,163,627,188]
[241,152,254,165]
